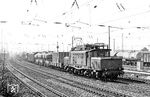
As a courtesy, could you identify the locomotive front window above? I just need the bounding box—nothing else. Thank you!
[92,50,110,57]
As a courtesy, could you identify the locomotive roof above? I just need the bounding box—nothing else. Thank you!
[71,43,109,51]
[71,48,110,53]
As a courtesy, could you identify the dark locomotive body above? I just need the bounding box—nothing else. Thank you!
[64,43,124,79]
[24,43,124,79]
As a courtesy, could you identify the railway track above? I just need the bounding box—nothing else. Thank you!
[19,57,150,85]
[118,75,150,85]
[12,58,131,97]
[6,62,69,97]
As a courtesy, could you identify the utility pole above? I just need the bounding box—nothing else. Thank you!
[98,25,123,56]
[2,51,4,81]
[98,25,111,49]
[72,36,74,48]
[108,26,111,50]
[57,42,59,53]
[2,49,5,79]
[122,33,124,52]
[113,39,115,51]
[56,41,59,65]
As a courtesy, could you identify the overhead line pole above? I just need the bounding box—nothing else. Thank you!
[98,25,123,55]
[108,26,111,50]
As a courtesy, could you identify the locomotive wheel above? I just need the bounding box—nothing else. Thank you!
[80,70,84,76]
[64,66,67,70]
[102,72,106,79]
[73,69,78,74]
[66,67,69,72]
[86,70,91,78]
[91,71,96,78]
[71,68,75,73]
[96,72,99,79]
[64,66,68,71]
[84,70,87,76]
[77,70,80,75]
[69,68,73,73]
[84,70,90,77]
[78,70,83,75]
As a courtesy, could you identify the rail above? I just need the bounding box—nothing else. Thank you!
[6,62,68,97]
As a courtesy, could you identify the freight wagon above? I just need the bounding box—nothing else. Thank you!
[34,52,44,65]
[34,51,69,68]
[52,52,69,68]
[139,51,150,67]
[116,51,150,67]
[26,53,35,63]
[43,51,53,67]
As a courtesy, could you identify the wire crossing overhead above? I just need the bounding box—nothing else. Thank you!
[71,0,79,9]
[116,3,125,12]
[31,0,37,5]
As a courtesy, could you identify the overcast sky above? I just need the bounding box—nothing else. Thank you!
[0,0,150,53]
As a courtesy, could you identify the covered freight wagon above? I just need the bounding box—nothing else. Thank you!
[34,52,44,65]
[52,52,69,68]
[43,51,53,66]
[137,51,150,67]
[26,53,35,63]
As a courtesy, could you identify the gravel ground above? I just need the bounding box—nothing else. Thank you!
[10,59,98,97]
[14,58,150,97]
[0,64,40,97]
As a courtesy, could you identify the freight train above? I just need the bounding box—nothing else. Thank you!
[116,51,150,67]
[24,43,124,79]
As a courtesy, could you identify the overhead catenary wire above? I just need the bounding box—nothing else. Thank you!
[99,9,150,24]
[23,0,103,27]
[24,0,150,32]
[24,0,150,28]
[61,0,97,17]
[71,0,79,9]
[31,0,37,5]
[114,0,126,12]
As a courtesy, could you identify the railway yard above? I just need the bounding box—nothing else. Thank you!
[1,0,150,97]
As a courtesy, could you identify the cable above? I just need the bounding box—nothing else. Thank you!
[99,9,150,24]
[71,0,79,9]
[114,0,126,12]
[31,0,37,5]
[62,0,98,17]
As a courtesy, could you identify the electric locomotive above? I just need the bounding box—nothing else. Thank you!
[64,43,124,79]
